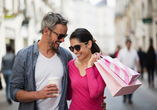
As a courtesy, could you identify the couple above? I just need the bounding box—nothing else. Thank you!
[10,12,106,110]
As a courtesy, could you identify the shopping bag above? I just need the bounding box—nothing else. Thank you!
[101,55,140,85]
[95,60,142,97]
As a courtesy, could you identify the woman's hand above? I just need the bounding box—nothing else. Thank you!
[88,52,101,68]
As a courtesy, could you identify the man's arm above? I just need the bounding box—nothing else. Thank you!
[16,90,39,102]
[10,52,58,102]
[16,84,59,102]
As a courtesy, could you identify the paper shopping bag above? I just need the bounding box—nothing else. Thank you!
[101,55,140,85]
[95,60,142,97]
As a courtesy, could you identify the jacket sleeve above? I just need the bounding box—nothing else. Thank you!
[86,67,106,99]
[10,53,25,102]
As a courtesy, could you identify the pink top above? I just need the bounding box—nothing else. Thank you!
[67,60,106,110]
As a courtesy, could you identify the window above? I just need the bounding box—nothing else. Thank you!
[142,3,145,18]
[19,0,26,10]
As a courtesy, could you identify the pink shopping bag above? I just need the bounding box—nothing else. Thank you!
[101,55,140,85]
[95,60,142,97]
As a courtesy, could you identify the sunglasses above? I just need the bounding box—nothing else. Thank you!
[69,42,87,52]
[48,28,68,39]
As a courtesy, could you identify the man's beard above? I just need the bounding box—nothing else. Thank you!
[50,42,58,52]
[47,39,58,52]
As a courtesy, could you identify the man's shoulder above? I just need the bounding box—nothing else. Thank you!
[17,44,35,57]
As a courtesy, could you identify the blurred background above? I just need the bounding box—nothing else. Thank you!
[0,0,157,57]
[0,0,157,110]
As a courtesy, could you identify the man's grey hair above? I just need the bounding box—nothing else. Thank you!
[41,12,68,34]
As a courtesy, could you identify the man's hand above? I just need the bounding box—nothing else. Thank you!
[38,84,59,99]
[101,96,106,110]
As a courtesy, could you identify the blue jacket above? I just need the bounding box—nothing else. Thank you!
[10,41,73,110]
[1,52,15,71]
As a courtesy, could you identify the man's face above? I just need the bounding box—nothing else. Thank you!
[47,24,68,51]
[126,41,131,50]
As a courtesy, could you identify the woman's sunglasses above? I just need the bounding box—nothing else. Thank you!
[69,42,87,52]
[48,27,67,39]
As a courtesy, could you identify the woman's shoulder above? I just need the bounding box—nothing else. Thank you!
[68,59,75,66]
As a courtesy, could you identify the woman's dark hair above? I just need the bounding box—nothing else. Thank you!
[70,28,101,54]
[147,45,155,53]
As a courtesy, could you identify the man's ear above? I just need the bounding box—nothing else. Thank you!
[87,40,93,48]
[43,27,49,36]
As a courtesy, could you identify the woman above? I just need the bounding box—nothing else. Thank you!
[67,28,106,110]
[146,45,156,88]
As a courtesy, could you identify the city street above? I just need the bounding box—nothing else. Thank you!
[0,0,157,110]
[104,73,157,110]
[0,73,157,110]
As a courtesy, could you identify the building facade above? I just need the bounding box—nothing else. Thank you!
[115,0,157,51]
[62,0,115,54]
[0,0,61,68]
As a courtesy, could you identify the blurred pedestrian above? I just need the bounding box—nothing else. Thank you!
[137,47,146,80]
[1,45,15,104]
[146,45,156,88]
[114,45,121,58]
[117,38,140,104]
[155,50,157,75]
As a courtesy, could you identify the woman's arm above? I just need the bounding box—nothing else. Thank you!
[86,67,106,98]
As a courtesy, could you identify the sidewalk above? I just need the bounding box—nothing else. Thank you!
[0,74,18,110]
[0,88,18,110]
[0,72,157,110]
[105,72,157,110]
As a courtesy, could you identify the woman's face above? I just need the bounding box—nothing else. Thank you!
[69,38,91,60]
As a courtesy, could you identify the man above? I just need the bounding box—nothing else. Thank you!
[10,12,106,110]
[1,45,15,104]
[10,12,72,110]
[117,38,140,104]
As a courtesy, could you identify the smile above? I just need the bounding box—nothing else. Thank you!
[76,53,81,57]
